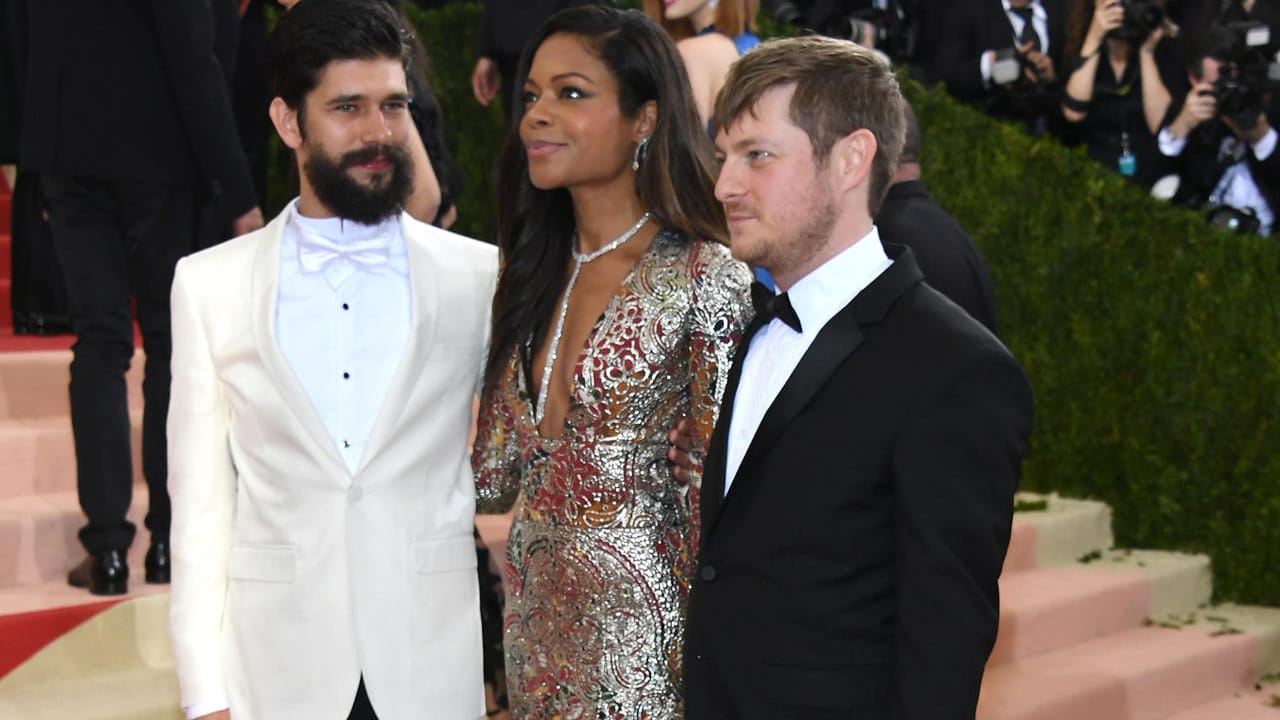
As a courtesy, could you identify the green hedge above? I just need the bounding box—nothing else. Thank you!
[261,4,1280,603]
[904,81,1280,605]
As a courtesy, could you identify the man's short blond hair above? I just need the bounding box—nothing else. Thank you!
[713,36,906,216]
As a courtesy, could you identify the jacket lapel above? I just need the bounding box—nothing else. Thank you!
[355,217,440,474]
[718,245,925,508]
[250,210,349,472]
[701,312,767,539]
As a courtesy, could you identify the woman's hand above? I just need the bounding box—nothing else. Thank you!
[1088,0,1125,47]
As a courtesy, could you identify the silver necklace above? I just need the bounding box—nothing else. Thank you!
[534,211,652,425]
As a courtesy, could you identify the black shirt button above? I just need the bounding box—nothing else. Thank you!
[342,303,349,310]
[342,372,350,379]
[700,565,717,582]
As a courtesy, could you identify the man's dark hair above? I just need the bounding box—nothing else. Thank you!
[266,0,411,118]
[1187,25,1236,78]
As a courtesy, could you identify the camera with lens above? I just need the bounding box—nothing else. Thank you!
[820,2,914,63]
[763,0,917,64]
[1208,24,1280,130]
[1206,204,1262,234]
[1111,0,1165,43]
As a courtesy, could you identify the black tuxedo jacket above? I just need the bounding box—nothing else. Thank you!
[877,181,998,334]
[933,0,1066,120]
[684,246,1034,719]
[18,0,255,222]
[1166,119,1280,223]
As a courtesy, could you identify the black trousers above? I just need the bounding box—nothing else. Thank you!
[41,176,198,554]
[348,678,378,720]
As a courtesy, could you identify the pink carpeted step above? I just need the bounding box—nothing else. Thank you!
[977,624,1257,720]
[0,416,143,499]
[0,350,144,424]
[990,567,1152,665]
[1164,687,1280,719]
[0,486,153,591]
[1003,519,1038,574]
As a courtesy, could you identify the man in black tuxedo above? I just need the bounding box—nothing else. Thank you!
[877,103,998,333]
[19,0,261,595]
[933,0,1066,133]
[1158,24,1280,234]
[690,36,1034,718]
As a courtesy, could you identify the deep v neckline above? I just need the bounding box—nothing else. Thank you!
[523,232,665,442]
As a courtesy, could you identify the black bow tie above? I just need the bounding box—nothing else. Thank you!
[751,281,803,333]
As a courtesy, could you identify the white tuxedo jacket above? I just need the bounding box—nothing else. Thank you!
[167,209,497,720]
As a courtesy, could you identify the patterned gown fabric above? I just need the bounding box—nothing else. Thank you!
[473,231,753,719]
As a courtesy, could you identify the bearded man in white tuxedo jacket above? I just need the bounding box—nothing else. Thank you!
[166,2,495,718]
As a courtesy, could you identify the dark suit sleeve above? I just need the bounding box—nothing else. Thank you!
[890,343,1033,719]
[933,3,989,101]
[148,0,256,222]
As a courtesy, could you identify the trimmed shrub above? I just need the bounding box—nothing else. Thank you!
[905,80,1280,604]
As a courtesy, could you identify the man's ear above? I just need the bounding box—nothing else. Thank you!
[633,100,658,143]
[832,128,877,194]
[269,97,304,150]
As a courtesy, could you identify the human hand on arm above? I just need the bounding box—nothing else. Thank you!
[1167,81,1217,140]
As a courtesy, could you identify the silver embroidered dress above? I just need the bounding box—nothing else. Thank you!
[472,231,752,719]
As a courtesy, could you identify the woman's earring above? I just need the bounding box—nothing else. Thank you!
[709,0,718,9]
[633,136,650,172]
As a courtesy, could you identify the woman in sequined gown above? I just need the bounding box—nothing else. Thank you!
[471,7,753,718]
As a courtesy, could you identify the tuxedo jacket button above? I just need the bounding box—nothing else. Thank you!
[700,564,717,582]
[349,486,364,502]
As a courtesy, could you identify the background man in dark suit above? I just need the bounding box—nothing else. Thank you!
[934,0,1067,133]
[877,102,999,333]
[689,36,1034,718]
[469,0,599,114]
[19,0,261,595]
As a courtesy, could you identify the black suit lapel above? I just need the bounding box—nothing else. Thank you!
[721,245,925,507]
[701,312,768,540]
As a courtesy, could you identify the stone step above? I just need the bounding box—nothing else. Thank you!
[1005,492,1114,574]
[977,624,1258,720]
[0,666,182,720]
[0,593,180,720]
[1163,686,1280,720]
[0,486,153,591]
[0,350,144,423]
[992,550,1212,666]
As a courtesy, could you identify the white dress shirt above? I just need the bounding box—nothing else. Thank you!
[183,201,412,720]
[723,227,893,492]
[1158,126,1278,234]
[981,0,1050,86]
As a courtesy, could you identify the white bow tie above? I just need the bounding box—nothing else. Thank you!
[297,231,390,288]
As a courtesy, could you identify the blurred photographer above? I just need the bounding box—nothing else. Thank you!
[1158,22,1280,234]
[933,0,1068,134]
[1060,0,1184,188]
[761,0,922,65]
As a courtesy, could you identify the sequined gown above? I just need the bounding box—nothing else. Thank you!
[473,231,752,719]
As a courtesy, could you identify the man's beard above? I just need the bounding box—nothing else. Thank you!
[303,142,413,225]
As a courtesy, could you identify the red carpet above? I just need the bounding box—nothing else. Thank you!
[0,599,123,679]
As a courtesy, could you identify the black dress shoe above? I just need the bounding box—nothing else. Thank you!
[67,550,129,596]
[145,540,170,584]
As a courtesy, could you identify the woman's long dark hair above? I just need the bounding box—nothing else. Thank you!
[484,6,725,389]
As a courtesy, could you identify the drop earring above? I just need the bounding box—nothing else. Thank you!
[632,136,650,172]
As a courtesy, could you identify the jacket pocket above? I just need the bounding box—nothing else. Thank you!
[413,535,477,574]
[227,544,297,583]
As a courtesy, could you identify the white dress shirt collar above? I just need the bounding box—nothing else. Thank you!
[779,225,892,339]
